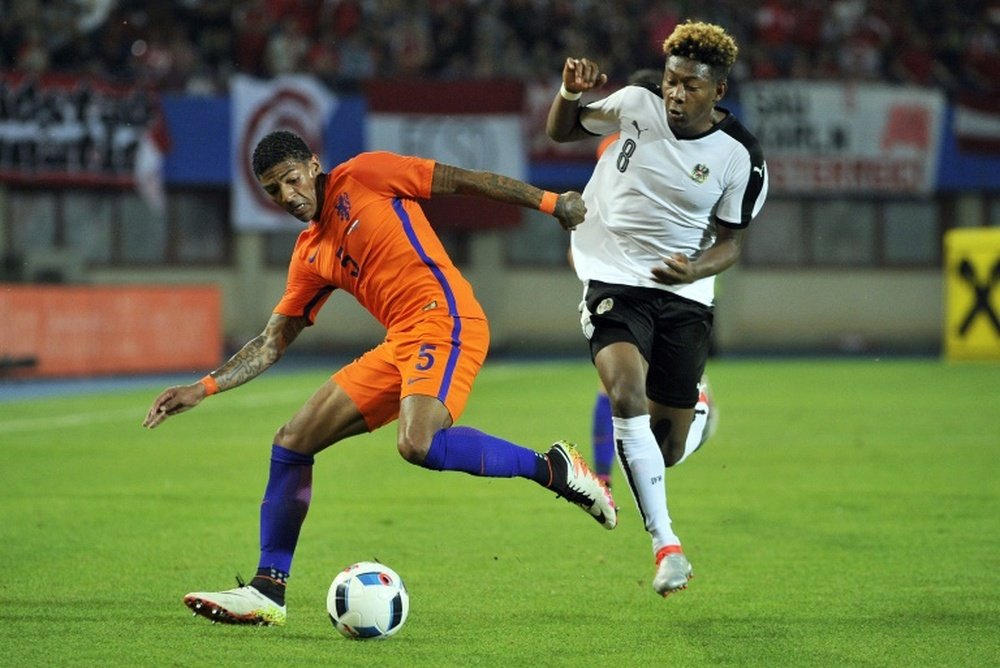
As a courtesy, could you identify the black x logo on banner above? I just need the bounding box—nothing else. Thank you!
[957,259,1000,336]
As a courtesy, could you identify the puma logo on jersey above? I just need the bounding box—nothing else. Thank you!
[753,165,765,178]
[690,163,710,184]
[631,120,648,138]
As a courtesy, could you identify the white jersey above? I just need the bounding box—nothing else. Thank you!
[571,84,768,306]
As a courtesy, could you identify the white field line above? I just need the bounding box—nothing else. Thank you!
[0,389,309,435]
[0,363,562,436]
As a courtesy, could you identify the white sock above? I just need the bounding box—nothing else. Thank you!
[675,399,710,466]
[613,415,680,551]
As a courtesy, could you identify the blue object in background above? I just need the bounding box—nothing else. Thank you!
[159,92,999,193]
[161,95,231,185]
[161,93,368,186]
[935,104,999,192]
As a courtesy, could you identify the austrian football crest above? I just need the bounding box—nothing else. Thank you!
[596,298,614,315]
[690,163,710,184]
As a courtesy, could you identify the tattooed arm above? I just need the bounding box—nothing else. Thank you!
[142,313,309,429]
[431,162,586,231]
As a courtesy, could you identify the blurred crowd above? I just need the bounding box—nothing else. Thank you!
[1,0,998,96]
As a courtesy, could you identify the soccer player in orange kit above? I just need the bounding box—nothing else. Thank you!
[142,130,616,626]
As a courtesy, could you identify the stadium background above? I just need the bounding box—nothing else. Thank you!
[2,0,999,377]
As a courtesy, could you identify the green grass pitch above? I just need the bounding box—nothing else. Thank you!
[1,358,997,667]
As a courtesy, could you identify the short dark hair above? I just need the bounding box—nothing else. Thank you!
[662,21,739,82]
[252,130,313,177]
[628,68,663,86]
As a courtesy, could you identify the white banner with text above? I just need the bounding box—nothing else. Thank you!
[740,82,945,194]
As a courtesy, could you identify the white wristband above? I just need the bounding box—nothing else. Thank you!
[559,83,582,101]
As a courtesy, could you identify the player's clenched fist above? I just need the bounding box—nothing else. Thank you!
[562,57,608,93]
[555,191,586,231]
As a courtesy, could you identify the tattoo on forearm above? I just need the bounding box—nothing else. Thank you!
[435,164,458,192]
[212,335,276,390]
[437,164,539,208]
[209,316,305,392]
[464,172,537,207]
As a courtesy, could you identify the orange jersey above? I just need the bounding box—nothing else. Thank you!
[596,131,621,160]
[274,151,486,329]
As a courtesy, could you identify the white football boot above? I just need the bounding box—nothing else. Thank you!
[547,440,617,530]
[184,579,287,626]
[653,545,693,597]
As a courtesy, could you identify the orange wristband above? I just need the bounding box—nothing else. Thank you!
[539,191,558,215]
[200,374,218,396]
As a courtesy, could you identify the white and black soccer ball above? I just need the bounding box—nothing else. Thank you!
[326,561,409,639]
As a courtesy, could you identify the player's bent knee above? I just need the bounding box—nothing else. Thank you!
[273,423,291,447]
[396,437,429,465]
[605,385,647,418]
[273,423,316,456]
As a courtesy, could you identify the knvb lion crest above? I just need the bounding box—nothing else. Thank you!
[335,192,351,221]
[690,163,710,184]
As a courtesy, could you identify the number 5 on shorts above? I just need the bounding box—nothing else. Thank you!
[415,343,437,371]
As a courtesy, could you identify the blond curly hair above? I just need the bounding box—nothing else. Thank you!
[662,20,738,81]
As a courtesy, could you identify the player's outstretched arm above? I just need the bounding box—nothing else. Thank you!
[430,163,586,230]
[547,57,608,143]
[142,313,309,429]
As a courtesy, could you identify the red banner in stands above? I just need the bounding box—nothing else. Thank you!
[953,93,1000,154]
[0,73,168,193]
[0,284,221,378]
[365,80,527,230]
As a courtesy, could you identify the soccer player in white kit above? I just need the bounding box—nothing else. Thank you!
[546,21,768,597]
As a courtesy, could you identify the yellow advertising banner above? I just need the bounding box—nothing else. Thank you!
[944,227,1000,360]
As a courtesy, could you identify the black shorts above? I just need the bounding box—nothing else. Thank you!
[581,280,713,408]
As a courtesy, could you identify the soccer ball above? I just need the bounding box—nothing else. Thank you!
[326,561,409,639]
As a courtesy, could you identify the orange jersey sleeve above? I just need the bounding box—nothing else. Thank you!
[596,131,621,160]
[273,226,337,324]
[274,152,485,329]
